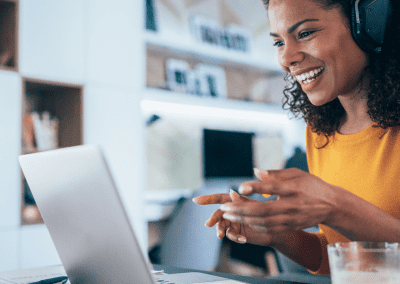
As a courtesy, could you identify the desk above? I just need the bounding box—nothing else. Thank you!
[0,265,331,284]
[153,264,331,284]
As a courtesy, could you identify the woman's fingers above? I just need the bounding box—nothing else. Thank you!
[226,227,247,244]
[216,219,231,239]
[193,193,232,205]
[254,168,305,182]
[220,199,295,217]
[223,213,293,228]
[229,189,254,202]
[238,178,297,196]
[205,209,224,227]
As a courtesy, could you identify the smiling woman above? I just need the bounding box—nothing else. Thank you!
[193,0,400,277]
[265,0,400,144]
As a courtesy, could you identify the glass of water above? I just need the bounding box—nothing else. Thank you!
[328,242,400,284]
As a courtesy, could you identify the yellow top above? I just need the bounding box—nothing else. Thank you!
[306,124,400,274]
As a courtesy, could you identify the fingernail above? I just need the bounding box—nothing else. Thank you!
[192,197,197,203]
[238,185,252,194]
[254,168,268,176]
[220,204,230,211]
[238,237,247,243]
[205,221,209,227]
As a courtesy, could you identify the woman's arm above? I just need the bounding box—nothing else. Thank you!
[269,230,325,273]
[327,188,400,242]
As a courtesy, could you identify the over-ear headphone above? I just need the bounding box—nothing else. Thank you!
[351,0,393,53]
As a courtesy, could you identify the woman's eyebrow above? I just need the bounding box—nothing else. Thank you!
[270,18,319,37]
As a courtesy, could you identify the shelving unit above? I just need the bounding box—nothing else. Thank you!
[21,78,83,225]
[145,31,281,76]
[144,0,286,108]
[0,0,18,71]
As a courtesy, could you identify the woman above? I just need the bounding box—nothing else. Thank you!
[193,0,400,274]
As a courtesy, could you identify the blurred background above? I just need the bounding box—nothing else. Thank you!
[0,0,310,278]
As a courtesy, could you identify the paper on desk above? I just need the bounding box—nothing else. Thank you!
[0,265,68,284]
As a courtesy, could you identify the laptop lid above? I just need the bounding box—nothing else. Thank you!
[19,145,154,284]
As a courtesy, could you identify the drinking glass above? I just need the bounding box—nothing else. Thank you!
[328,242,400,284]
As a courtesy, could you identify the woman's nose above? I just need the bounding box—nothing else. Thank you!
[279,42,304,68]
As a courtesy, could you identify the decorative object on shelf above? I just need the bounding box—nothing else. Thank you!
[189,15,252,53]
[22,112,36,153]
[225,24,252,53]
[146,0,157,31]
[190,16,221,46]
[186,69,202,96]
[195,64,227,98]
[31,111,59,152]
[166,59,190,93]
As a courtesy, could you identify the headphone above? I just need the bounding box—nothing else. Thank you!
[351,0,393,53]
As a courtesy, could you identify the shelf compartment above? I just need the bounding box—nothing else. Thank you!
[21,78,84,225]
[0,0,18,71]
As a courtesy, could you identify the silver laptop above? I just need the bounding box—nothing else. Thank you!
[19,145,241,284]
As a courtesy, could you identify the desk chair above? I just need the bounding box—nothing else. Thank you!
[157,188,229,271]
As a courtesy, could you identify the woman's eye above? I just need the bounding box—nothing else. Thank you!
[299,31,315,39]
[273,41,284,47]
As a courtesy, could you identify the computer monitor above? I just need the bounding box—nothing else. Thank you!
[203,129,254,178]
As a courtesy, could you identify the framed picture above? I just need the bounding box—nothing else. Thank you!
[225,25,252,53]
[186,70,202,96]
[166,59,190,93]
[190,16,221,46]
[195,64,227,98]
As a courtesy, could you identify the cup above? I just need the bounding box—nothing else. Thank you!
[328,242,400,283]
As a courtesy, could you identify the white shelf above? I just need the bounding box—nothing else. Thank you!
[141,88,291,134]
[142,87,285,114]
[145,31,282,76]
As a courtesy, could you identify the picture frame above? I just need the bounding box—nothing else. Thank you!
[195,64,227,98]
[225,25,252,53]
[166,59,190,93]
[189,16,221,46]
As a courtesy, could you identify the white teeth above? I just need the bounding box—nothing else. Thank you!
[295,67,324,84]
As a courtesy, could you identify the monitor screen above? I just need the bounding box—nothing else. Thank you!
[203,129,254,178]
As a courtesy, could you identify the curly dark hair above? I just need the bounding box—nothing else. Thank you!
[262,0,400,146]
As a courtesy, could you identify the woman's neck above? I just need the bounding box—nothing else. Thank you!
[338,89,374,135]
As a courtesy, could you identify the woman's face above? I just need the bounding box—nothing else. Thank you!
[268,0,369,106]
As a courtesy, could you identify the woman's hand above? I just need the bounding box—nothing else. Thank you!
[219,168,339,235]
[193,190,275,246]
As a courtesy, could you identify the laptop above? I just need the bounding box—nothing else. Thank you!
[19,145,242,284]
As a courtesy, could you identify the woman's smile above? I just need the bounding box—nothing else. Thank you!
[293,66,325,90]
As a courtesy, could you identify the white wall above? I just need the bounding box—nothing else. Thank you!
[0,0,146,271]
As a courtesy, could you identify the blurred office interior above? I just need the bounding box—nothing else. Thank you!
[0,0,309,278]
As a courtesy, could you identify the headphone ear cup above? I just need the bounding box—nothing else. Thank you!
[351,1,370,52]
[350,0,393,53]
